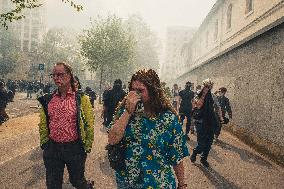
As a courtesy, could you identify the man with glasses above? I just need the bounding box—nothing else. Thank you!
[38,62,95,189]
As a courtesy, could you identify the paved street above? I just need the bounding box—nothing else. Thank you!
[0,98,284,189]
[1,1,284,188]
[5,92,40,119]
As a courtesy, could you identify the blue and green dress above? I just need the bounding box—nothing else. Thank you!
[107,108,189,189]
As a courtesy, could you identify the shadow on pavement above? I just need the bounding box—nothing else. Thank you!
[28,147,42,161]
[215,140,272,168]
[209,147,225,164]
[195,164,240,189]
[188,138,224,164]
[18,148,46,188]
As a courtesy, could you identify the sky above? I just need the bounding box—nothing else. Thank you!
[45,0,217,38]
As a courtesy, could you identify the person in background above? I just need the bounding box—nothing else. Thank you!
[7,80,16,101]
[27,82,33,99]
[195,85,202,95]
[190,79,223,167]
[179,81,195,140]
[102,79,126,128]
[161,81,171,99]
[0,81,9,125]
[122,84,128,93]
[85,87,97,108]
[171,83,180,112]
[43,82,52,94]
[38,62,94,189]
[107,69,189,189]
[214,87,232,141]
[102,85,111,127]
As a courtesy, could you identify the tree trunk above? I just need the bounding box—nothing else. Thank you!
[99,65,104,104]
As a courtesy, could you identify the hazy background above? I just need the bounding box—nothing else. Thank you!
[46,0,216,38]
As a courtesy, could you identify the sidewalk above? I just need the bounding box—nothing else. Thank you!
[0,114,39,165]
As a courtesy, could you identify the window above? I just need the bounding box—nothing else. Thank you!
[227,4,232,30]
[214,20,219,40]
[245,0,253,14]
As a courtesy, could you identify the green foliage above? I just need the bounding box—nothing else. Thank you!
[0,28,19,78]
[0,0,83,29]
[35,28,84,77]
[79,15,135,88]
[125,15,160,72]
[79,14,160,91]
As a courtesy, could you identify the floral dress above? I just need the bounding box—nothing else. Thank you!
[108,108,189,189]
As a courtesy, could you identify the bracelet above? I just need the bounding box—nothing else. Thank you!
[177,184,187,189]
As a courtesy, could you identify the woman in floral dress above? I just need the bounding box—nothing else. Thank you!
[107,69,189,189]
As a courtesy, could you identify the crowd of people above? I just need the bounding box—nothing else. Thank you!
[1,61,233,189]
[168,81,232,167]
[0,76,97,126]
[101,71,232,188]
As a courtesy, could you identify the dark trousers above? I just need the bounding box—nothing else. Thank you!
[27,90,33,98]
[43,140,88,189]
[180,111,191,135]
[90,98,95,108]
[0,108,9,124]
[193,120,214,160]
[104,111,114,128]
[214,122,222,138]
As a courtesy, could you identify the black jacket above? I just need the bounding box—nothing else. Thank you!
[217,95,232,118]
[179,89,194,113]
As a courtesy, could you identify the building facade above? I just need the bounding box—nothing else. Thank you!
[160,27,196,83]
[179,0,284,83]
[178,0,284,165]
[0,0,46,52]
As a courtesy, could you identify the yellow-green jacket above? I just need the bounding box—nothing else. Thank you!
[37,91,94,153]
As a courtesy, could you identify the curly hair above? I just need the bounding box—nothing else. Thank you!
[128,69,177,116]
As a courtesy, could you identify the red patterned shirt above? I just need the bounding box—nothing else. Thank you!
[48,89,78,142]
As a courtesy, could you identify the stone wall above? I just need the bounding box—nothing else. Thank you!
[179,22,284,165]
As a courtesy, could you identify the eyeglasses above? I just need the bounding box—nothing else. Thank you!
[50,72,67,78]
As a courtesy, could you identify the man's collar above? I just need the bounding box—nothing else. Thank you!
[54,88,75,96]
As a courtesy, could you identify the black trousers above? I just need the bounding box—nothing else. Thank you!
[214,122,222,138]
[193,120,214,160]
[43,140,88,189]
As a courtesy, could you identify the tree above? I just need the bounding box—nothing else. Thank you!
[79,15,135,95]
[34,28,85,80]
[1,0,83,29]
[125,15,160,72]
[0,27,19,78]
